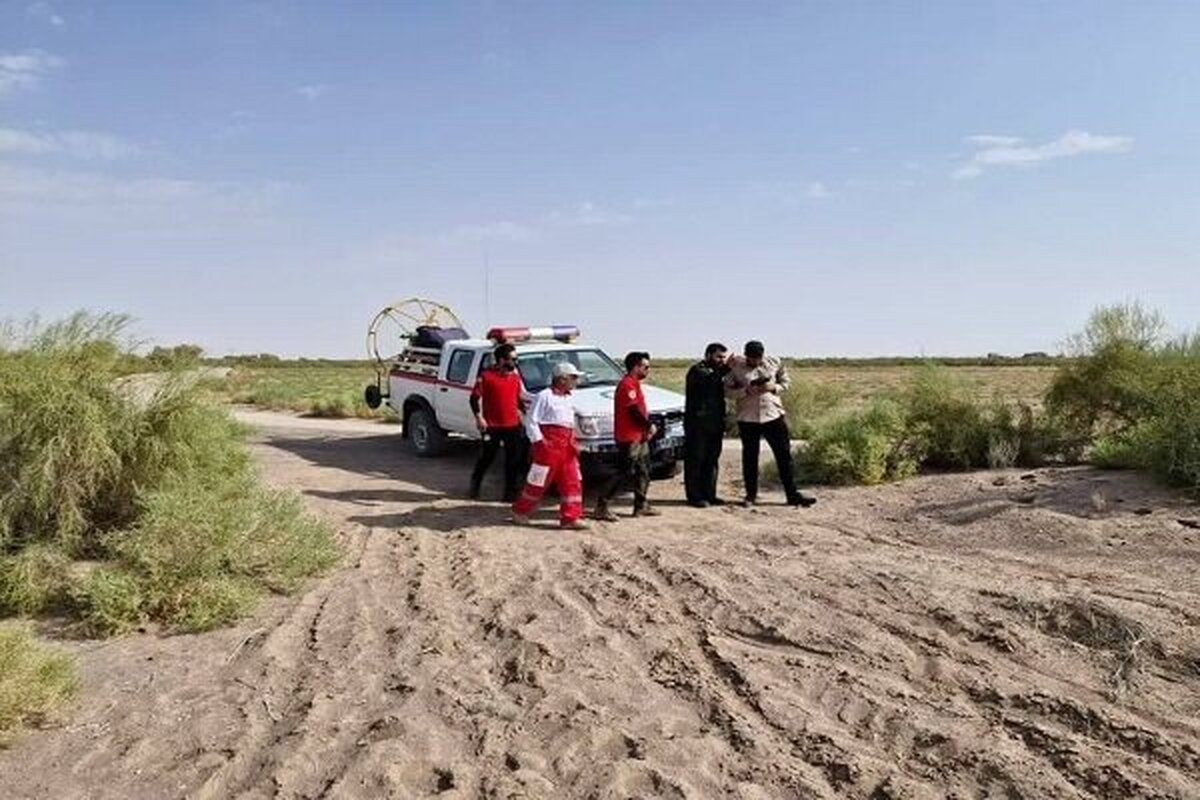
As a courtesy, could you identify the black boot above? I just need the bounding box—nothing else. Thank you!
[788,491,817,508]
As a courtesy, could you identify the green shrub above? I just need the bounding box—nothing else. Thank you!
[106,479,338,633]
[1145,347,1200,492]
[145,343,204,370]
[1,311,341,636]
[1098,364,1200,492]
[1048,303,1200,495]
[75,566,146,637]
[0,314,138,554]
[1046,302,1165,440]
[1016,404,1076,466]
[795,399,920,485]
[170,577,263,633]
[307,395,352,418]
[1090,429,1151,471]
[784,366,1070,486]
[780,379,846,435]
[901,365,991,468]
[0,546,71,616]
[0,622,77,745]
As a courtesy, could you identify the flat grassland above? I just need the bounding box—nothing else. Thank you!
[211,361,1057,420]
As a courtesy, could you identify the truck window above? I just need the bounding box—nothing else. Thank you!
[446,349,475,385]
[517,348,623,392]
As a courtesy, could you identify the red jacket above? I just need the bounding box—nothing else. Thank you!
[613,374,650,444]
[470,368,523,428]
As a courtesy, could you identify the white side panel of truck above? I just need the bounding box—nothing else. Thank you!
[436,346,480,435]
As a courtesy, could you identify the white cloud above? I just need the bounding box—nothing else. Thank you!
[747,180,834,205]
[26,2,65,26]
[951,163,984,181]
[295,84,328,100]
[363,200,636,265]
[953,130,1133,180]
[211,110,255,142]
[965,134,1024,147]
[0,163,290,229]
[632,196,675,210]
[0,128,48,154]
[442,220,538,244]
[805,181,832,199]
[370,200,635,260]
[0,49,63,96]
[431,201,636,247]
[544,201,632,226]
[0,127,140,159]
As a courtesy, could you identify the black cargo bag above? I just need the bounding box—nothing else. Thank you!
[413,325,469,349]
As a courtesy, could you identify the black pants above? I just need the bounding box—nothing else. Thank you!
[598,442,651,509]
[738,417,799,503]
[470,426,526,501]
[684,425,724,503]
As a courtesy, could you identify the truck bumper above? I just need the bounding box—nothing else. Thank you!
[578,435,685,478]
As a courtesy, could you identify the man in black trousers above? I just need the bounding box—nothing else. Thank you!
[725,340,816,508]
[684,342,730,508]
[469,343,527,501]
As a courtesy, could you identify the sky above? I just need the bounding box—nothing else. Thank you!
[2,1,1198,358]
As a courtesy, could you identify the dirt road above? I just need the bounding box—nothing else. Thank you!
[4,410,1200,798]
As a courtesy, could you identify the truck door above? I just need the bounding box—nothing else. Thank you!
[437,346,479,436]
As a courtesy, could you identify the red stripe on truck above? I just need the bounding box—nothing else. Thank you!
[389,369,472,390]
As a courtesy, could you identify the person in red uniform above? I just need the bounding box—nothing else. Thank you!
[469,343,527,501]
[511,361,588,530]
[593,351,660,521]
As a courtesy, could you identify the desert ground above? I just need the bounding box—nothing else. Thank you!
[3,410,1199,799]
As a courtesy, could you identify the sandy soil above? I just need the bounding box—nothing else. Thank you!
[3,410,1200,799]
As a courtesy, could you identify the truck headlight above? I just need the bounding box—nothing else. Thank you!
[576,414,612,438]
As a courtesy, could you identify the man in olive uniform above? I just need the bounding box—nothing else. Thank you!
[684,342,730,508]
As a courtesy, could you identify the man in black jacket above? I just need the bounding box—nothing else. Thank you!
[684,342,729,507]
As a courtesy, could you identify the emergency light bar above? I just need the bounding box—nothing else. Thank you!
[486,325,580,343]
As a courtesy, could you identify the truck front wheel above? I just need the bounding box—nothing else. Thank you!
[407,408,448,457]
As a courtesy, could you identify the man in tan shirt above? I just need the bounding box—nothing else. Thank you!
[725,340,816,508]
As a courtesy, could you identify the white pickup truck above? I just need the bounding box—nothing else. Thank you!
[365,324,687,479]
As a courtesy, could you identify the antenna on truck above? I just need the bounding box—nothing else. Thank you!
[483,247,492,330]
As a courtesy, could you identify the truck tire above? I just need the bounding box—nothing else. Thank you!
[407,407,448,457]
[363,383,383,410]
[650,461,679,481]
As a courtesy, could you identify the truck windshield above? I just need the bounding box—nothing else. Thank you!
[516,348,624,392]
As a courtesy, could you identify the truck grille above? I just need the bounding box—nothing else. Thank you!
[650,410,685,441]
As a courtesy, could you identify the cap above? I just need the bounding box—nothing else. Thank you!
[552,362,583,378]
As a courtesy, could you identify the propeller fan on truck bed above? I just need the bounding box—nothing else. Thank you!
[363,298,467,410]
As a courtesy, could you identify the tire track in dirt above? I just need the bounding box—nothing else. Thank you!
[784,526,1200,797]
[435,532,699,799]
[569,536,834,797]
[7,417,1200,800]
[193,526,416,799]
[618,531,1081,797]
[635,541,882,795]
